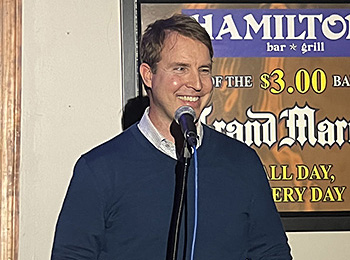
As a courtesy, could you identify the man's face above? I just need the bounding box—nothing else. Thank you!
[141,32,213,130]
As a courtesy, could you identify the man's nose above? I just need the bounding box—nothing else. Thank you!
[186,70,202,91]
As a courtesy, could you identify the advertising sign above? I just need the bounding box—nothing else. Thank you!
[140,2,350,230]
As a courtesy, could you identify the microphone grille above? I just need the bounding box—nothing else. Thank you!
[174,106,196,123]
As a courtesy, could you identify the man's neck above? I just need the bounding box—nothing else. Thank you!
[148,112,175,143]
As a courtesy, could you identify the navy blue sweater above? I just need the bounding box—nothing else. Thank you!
[51,124,291,260]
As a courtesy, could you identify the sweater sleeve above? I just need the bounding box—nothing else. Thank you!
[51,156,106,260]
[246,150,292,260]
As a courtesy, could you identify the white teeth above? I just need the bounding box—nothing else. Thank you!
[178,96,199,102]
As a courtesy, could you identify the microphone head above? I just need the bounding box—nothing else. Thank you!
[174,106,198,147]
[174,106,196,123]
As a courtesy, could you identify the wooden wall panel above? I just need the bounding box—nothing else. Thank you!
[0,0,22,259]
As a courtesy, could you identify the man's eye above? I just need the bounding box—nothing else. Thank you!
[174,67,185,72]
[200,68,211,75]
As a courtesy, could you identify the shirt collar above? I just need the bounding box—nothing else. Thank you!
[137,107,203,160]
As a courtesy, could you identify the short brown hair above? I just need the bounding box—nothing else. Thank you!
[140,14,213,73]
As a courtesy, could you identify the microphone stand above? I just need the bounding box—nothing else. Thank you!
[166,141,192,260]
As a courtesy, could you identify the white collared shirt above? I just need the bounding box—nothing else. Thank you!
[137,107,203,160]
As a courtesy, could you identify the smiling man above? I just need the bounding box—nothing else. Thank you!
[51,14,292,260]
[139,29,213,143]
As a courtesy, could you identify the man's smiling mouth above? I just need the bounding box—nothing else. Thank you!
[178,96,199,102]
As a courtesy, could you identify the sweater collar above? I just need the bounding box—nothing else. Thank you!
[137,107,203,160]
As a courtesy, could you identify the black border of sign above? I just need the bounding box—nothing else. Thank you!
[280,211,350,231]
[121,0,350,231]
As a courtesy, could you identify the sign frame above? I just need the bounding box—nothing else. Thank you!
[121,0,350,231]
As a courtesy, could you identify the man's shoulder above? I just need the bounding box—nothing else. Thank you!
[203,124,252,152]
[81,124,141,163]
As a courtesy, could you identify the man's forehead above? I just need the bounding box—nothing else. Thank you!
[162,32,210,57]
[163,31,186,50]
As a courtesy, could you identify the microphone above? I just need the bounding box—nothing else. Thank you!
[174,106,198,147]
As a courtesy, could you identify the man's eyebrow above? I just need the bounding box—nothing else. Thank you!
[170,62,190,67]
[169,62,212,70]
[200,63,212,70]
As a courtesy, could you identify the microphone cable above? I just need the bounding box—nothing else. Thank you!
[190,145,198,260]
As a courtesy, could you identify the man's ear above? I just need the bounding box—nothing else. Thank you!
[139,63,153,88]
